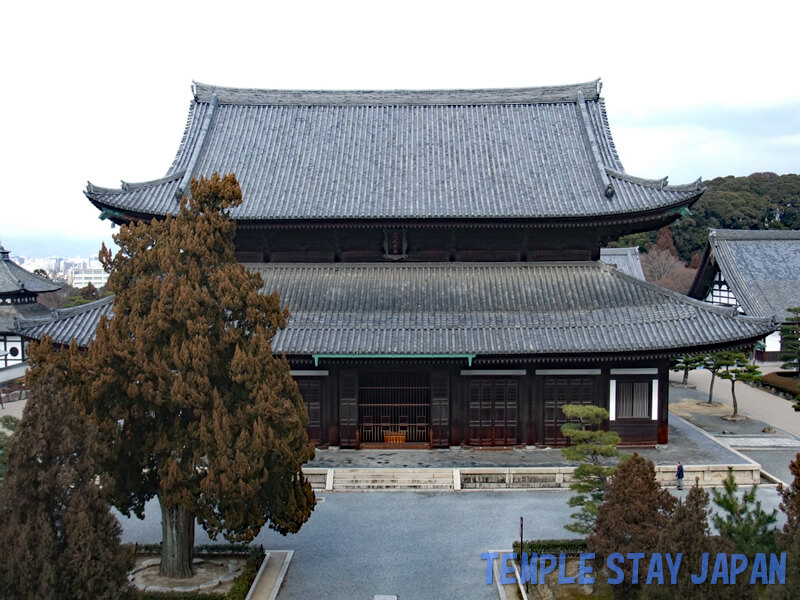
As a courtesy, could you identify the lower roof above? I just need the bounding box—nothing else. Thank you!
[17,262,772,357]
[252,262,771,356]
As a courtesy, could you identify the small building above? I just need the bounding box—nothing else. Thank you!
[689,229,800,361]
[0,245,61,369]
[599,247,645,280]
[30,80,773,448]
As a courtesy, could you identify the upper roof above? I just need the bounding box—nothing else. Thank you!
[15,295,114,347]
[15,262,770,357]
[85,80,703,223]
[599,247,645,280]
[0,245,61,295]
[689,229,800,321]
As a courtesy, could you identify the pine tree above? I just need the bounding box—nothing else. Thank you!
[560,404,620,534]
[780,307,800,377]
[0,341,130,599]
[80,173,315,578]
[716,352,761,418]
[589,453,676,600]
[671,354,704,385]
[711,467,777,556]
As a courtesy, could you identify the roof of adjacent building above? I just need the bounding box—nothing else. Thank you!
[599,247,645,280]
[16,263,771,357]
[0,246,61,295]
[16,295,114,347]
[85,80,703,223]
[689,229,800,321]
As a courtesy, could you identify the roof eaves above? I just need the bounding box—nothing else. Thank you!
[605,167,704,192]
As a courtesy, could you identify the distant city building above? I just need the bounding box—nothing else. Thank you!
[70,267,109,289]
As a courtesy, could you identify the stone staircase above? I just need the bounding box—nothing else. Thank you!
[302,463,761,492]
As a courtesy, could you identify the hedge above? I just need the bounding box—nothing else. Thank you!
[512,538,588,557]
[759,372,800,398]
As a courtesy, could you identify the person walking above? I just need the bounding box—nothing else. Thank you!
[676,461,684,490]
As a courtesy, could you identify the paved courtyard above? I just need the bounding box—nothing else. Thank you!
[118,486,784,600]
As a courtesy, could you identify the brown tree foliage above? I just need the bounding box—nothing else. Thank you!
[641,483,749,600]
[771,454,800,598]
[80,173,315,578]
[589,453,676,599]
[0,341,130,599]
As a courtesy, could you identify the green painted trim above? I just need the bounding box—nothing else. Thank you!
[312,353,476,367]
[98,208,126,221]
[666,206,692,217]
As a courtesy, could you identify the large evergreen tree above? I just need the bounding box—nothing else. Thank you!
[589,453,676,600]
[0,341,130,599]
[80,173,315,578]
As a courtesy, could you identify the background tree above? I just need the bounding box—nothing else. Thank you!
[671,354,704,385]
[64,282,101,307]
[670,173,800,262]
[589,453,676,600]
[716,352,762,418]
[704,352,735,404]
[0,341,130,599]
[560,404,620,535]
[80,173,315,579]
[780,307,800,378]
[712,467,777,556]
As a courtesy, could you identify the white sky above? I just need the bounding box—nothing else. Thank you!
[2,0,799,258]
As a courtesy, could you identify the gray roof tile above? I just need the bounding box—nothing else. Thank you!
[86,81,703,221]
[15,263,771,356]
[706,229,800,320]
[0,246,61,295]
[249,262,771,356]
[17,295,114,347]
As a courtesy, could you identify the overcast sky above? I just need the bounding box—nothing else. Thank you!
[2,0,799,258]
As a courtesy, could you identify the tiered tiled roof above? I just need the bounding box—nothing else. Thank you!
[85,80,703,222]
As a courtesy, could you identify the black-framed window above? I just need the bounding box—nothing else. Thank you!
[616,380,651,419]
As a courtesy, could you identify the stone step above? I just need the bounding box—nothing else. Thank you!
[335,482,454,490]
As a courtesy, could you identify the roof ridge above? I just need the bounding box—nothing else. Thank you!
[176,94,218,199]
[575,90,615,199]
[192,80,603,106]
[603,263,777,326]
[710,228,800,240]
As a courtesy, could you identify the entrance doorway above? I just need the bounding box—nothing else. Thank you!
[467,379,519,446]
[358,371,431,446]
